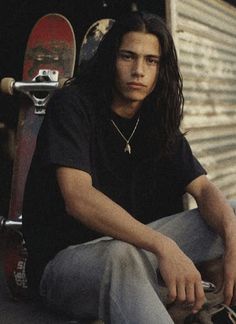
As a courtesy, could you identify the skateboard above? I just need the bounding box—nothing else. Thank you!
[79,18,114,66]
[0,13,76,299]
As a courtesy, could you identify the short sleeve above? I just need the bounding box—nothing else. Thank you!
[169,135,207,193]
[36,86,92,174]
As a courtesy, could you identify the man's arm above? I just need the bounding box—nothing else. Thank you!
[57,166,205,313]
[186,175,236,306]
[57,167,166,251]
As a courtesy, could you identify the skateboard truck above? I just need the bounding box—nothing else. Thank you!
[0,215,22,232]
[201,280,216,292]
[0,69,66,114]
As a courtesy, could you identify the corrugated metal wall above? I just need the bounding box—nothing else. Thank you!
[166,0,236,208]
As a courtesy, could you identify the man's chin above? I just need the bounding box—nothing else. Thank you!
[125,93,147,103]
[112,89,147,107]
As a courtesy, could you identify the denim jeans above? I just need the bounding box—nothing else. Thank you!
[40,201,236,324]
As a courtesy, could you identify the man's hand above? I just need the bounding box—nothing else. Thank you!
[223,246,236,306]
[157,238,205,314]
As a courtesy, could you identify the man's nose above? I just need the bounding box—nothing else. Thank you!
[132,58,145,77]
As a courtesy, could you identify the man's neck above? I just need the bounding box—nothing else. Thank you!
[111,101,142,119]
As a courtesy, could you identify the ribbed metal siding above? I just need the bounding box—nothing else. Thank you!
[168,0,236,207]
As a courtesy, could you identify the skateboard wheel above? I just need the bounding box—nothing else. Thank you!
[1,77,15,95]
[0,215,6,230]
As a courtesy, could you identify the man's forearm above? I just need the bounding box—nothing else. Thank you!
[194,179,236,248]
[69,185,163,249]
[192,178,236,306]
[57,167,172,258]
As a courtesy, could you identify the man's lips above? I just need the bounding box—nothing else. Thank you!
[127,82,146,87]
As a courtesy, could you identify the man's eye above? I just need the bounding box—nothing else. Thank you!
[146,57,159,65]
[119,53,133,60]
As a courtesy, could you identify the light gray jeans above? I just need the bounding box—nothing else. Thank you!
[40,201,236,324]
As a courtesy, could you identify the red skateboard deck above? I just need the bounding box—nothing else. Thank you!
[1,13,76,299]
[9,13,76,221]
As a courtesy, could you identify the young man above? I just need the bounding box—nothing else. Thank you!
[22,11,236,323]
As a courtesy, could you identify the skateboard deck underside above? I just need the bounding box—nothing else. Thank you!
[79,18,114,65]
[8,14,76,221]
[4,13,76,298]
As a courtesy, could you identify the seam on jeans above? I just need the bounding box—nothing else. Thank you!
[110,292,130,324]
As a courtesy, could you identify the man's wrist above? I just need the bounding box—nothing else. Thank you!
[148,232,176,258]
[225,236,236,253]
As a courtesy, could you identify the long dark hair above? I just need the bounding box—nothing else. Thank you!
[76,11,184,156]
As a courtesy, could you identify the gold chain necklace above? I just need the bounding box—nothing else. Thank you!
[110,116,140,154]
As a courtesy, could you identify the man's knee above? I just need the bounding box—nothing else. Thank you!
[104,240,145,271]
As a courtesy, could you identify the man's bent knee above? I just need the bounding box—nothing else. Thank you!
[104,240,148,274]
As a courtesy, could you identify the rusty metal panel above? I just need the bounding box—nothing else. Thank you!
[168,0,236,207]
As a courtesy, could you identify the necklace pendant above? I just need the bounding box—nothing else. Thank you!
[124,143,131,154]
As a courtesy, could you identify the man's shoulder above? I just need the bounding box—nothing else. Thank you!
[53,83,93,105]
[47,83,95,119]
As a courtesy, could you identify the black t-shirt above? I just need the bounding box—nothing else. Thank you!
[22,85,206,290]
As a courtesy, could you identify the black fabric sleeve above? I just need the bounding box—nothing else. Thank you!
[36,87,92,174]
[169,135,207,194]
